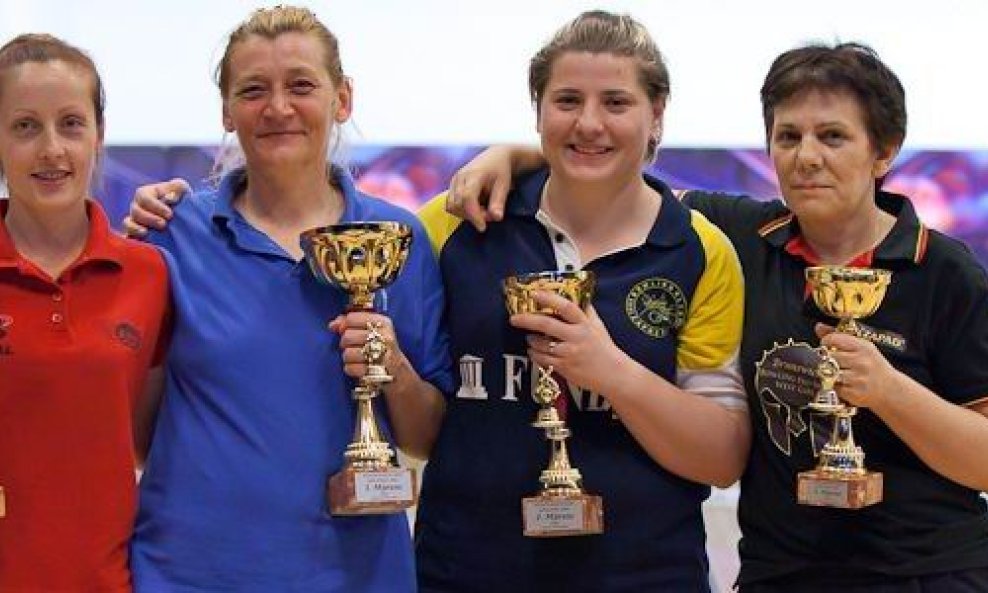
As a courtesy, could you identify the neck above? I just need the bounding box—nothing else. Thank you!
[240,164,342,224]
[5,198,90,278]
[542,174,659,262]
[800,205,896,265]
[236,165,345,259]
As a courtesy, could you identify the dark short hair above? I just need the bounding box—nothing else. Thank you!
[760,42,906,153]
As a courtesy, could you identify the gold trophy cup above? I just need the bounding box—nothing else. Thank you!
[504,271,604,537]
[797,265,891,509]
[301,222,417,516]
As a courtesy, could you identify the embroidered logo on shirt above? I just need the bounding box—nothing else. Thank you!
[0,315,12,356]
[855,322,907,352]
[114,322,143,351]
[624,277,687,338]
[456,354,488,400]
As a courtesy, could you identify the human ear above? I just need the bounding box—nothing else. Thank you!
[333,78,354,123]
[222,103,235,133]
[873,142,900,178]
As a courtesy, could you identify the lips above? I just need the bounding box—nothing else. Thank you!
[32,170,71,181]
[791,183,831,190]
[568,144,612,156]
[257,130,304,138]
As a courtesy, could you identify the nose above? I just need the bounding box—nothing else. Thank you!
[574,104,603,135]
[264,89,294,118]
[39,127,68,160]
[795,138,823,172]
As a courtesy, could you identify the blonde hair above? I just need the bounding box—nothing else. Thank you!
[211,5,348,182]
[216,5,344,96]
[529,11,669,162]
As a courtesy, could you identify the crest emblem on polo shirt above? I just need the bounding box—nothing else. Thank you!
[624,277,687,338]
[114,322,143,351]
[0,314,12,355]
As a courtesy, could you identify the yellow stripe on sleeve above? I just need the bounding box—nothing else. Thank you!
[678,210,745,371]
[676,210,746,409]
[417,192,465,256]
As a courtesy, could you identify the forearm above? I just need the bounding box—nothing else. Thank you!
[871,373,988,491]
[506,144,547,174]
[381,357,446,460]
[601,357,750,488]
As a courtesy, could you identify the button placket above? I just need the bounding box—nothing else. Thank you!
[50,289,68,332]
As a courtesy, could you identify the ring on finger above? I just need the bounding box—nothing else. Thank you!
[548,340,559,354]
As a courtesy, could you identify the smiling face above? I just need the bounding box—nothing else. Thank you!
[221,31,352,173]
[0,60,102,214]
[770,88,896,226]
[537,51,663,188]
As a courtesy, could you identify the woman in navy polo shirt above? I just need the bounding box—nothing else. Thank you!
[122,6,451,593]
[451,42,988,592]
[414,11,749,592]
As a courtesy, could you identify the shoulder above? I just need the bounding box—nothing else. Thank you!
[417,192,467,256]
[683,189,785,222]
[922,229,988,290]
[144,185,220,248]
[113,235,168,272]
[354,192,431,239]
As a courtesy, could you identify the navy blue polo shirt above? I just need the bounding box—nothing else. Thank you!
[685,189,988,586]
[417,169,744,592]
[132,168,452,593]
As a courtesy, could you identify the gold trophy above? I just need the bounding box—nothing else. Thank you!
[504,271,604,537]
[301,222,417,516]
[797,265,891,509]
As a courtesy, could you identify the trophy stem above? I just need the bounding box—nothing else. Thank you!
[532,365,563,428]
[348,288,374,312]
[817,408,866,475]
[836,318,861,336]
[539,426,583,495]
[343,385,394,469]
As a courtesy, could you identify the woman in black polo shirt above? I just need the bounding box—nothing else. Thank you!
[449,42,988,592]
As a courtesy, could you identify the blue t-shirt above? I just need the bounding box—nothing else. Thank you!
[132,168,451,593]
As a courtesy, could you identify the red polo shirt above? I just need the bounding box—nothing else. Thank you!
[0,199,169,592]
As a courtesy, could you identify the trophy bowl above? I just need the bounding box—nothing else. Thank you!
[805,266,891,333]
[503,270,596,316]
[503,270,596,420]
[301,222,412,310]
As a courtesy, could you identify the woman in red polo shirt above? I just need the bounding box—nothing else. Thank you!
[0,34,169,592]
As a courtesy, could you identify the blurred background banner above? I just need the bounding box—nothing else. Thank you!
[100,145,988,266]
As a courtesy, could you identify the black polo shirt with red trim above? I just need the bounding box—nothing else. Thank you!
[0,199,170,592]
[684,189,988,585]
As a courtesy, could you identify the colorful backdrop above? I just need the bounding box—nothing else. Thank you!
[98,146,988,267]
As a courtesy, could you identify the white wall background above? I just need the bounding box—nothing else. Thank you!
[2,0,985,149]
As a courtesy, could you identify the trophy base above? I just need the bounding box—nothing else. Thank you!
[522,492,604,537]
[797,469,882,509]
[327,466,416,516]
